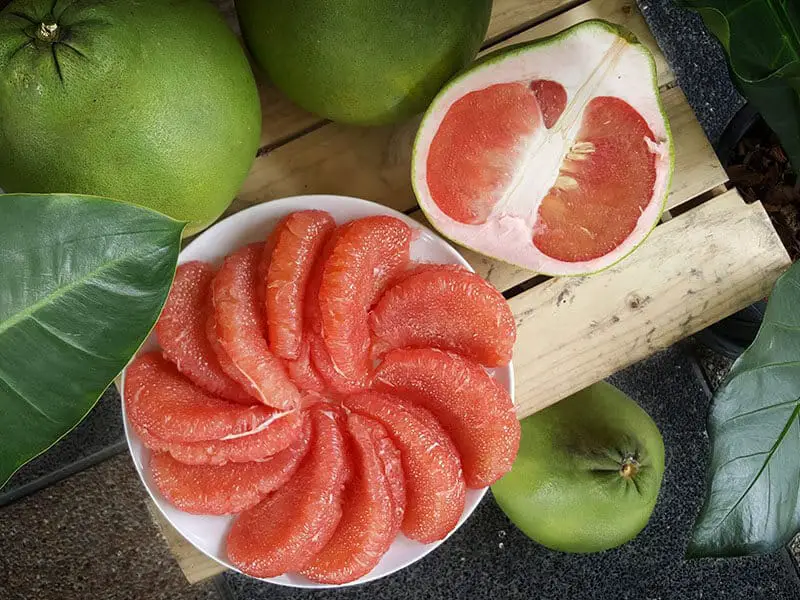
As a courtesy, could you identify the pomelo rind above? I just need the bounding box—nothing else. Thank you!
[412,19,675,277]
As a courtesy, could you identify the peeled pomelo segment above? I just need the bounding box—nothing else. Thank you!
[124,352,278,443]
[265,210,336,360]
[226,405,349,578]
[284,338,326,393]
[212,243,301,410]
[413,20,672,275]
[530,79,567,128]
[319,216,412,382]
[155,262,253,404]
[386,262,469,289]
[134,410,304,466]
[374,348,520,488]
[301,413,405,584]
[205,311,261,401]
[303,228,370,394]
[343,391,465,544]
[369,267,515,366]
[150,416,311,514]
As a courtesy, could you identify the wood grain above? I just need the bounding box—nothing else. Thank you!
[509,190,791,419]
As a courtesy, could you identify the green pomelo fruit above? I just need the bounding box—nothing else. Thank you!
[234,0,492,126]
[0,0,262,235]
[412,20,674,276]
[492,381,665,553]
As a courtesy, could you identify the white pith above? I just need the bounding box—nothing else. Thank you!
[413,22,673,276]
[218,409,293,441]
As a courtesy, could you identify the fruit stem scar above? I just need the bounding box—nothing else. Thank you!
[619,456,639,479]
[36,21,59,42]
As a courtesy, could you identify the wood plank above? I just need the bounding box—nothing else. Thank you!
[509,190,790,419]
[244,0,580,148]
[146,500,226,583]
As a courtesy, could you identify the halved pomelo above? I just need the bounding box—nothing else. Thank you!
[343,391,465,543]
[212,243,301,410]
[156,262,253,404]
[301,413,405,584]
[226,405,349,578]
[124,352,278,443]
[412,20,673,276]
[374,348,520,488]
[149,415,311,514]
[370,266,515,366]
[264,210,336,360]
[318,216,412,383]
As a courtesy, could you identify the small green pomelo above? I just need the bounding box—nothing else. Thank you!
[492,381,665,553]
[234,0,492,126]
[0,0,261,235]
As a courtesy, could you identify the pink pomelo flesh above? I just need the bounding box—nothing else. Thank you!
[149,415,311,514]
[414,21,672,275]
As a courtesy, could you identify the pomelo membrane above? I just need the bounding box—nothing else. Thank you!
[413,20,673,275]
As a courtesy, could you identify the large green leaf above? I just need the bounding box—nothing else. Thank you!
[0,194,184,487]
[679,0,800,170]
[688,261,800,557]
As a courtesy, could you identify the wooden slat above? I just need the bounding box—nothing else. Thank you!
[248,0,579,148]
[147,502,225,583]
[509,190,790,418]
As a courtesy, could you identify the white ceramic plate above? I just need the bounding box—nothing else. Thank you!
[121,195,515,588]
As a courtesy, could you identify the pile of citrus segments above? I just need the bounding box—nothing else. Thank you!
[125,211,520,584]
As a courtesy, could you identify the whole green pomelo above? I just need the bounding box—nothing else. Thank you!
[492,382,665,553]
[235,0,492,126]
[0,0,261,235]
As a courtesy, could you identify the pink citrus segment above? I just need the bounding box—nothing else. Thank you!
[304,230,370,394]
[343,391,465,544]
[205,311,261,400]
[150,416,311,514]
[532,95,658,262]
[135,410,304,466]
[374,348,520,488]
[318,217,412,383]
[155,262,253,404]
[226,405,350,578]
[530,79,567,129]
[124,352,278,443]
[265,210,336,360]
[284,338,326,393]
[302,413,405,584]
[212,243,301,410]
[370,267,516,366]
[426,82,543,225]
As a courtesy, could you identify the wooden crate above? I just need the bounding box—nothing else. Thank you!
[150,0,791,582]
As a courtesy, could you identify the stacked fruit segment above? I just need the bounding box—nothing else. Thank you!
[124,210,520,584]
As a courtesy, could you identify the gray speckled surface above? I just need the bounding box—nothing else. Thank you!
[637,0,744,144]
[0,386,126,506]
[221,345,800,600]
[0,454,222,600]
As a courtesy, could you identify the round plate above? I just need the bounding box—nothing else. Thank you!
[121,195,515,588]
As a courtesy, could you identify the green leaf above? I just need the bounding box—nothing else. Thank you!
[0,193,184,488]
[679,0,800,170]
[688,261,800,558]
